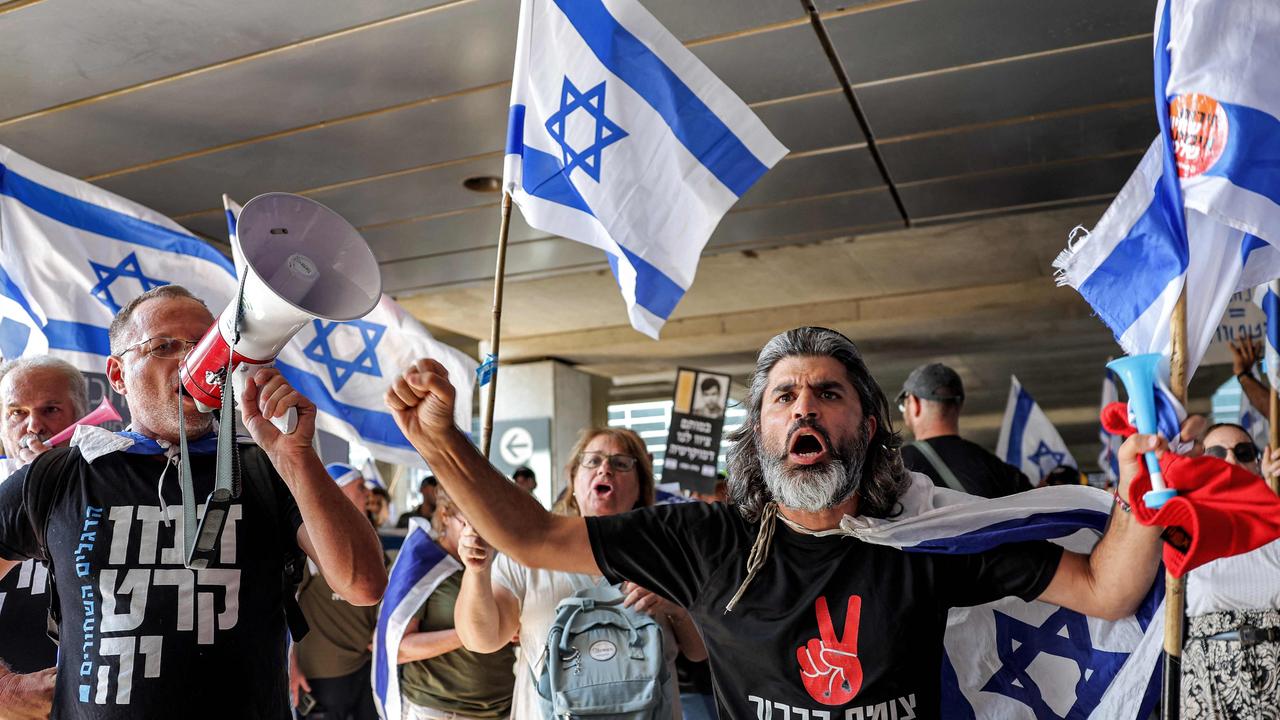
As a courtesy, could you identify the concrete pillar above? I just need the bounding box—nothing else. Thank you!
[490,360,597,510]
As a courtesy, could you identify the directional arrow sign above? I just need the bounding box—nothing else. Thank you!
[499,427,535,467]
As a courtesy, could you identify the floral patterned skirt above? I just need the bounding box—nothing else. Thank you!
[1183,609,1280,720]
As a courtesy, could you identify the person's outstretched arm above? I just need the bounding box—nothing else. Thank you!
[385,359,598,574]
[454,523,521,653]
[1038,433,1165,620]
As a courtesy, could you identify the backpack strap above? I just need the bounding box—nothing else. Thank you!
[238,444,309,642]
[909,440,967,493]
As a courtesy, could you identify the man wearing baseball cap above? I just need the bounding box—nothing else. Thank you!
[897,362,1032,498]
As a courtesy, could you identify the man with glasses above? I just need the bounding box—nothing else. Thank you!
[0,285,387,719]
[897,362,1032,498]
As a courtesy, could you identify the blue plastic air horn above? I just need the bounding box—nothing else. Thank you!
[1106,354,1177,509]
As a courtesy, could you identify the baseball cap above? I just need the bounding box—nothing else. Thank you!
[897,363,965,404]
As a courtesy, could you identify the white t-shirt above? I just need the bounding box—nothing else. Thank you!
[1186,538,1280,615]
[491,553,682,720]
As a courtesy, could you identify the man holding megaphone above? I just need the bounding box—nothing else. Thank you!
[0,285,387,719]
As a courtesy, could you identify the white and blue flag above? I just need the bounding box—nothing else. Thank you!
[1054,0,1280,382]
[995,375,1078,482]
[0,144,473,468]
[1254,279,1280,389]
[503,0,787,338]
[847,476,1162,719]
[1098,368,1121,485]
[372,518,461,720]
[224,196,478,466]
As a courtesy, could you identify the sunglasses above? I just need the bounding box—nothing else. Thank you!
[118,336,198,360]
[580,452,638,472]
[1204,442,1258,464]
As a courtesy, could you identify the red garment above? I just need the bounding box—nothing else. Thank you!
[1101,402,1280,576]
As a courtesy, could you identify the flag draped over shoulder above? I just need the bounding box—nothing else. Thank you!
[224,197,477,466]
[841,476,1163,720]
[995,376,1078,482]
[503,0,787,338]
[1054,0,1280,381]
[372,518,462,720]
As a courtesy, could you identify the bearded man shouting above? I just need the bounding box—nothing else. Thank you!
[385,327,1164,719]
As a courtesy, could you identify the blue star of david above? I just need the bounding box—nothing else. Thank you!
[88,253,168,313]
[544,77,629,182]
[302,319,386,392]
[0,317,32,359]
[1028,441,1067,477]
[982,607,1129,719]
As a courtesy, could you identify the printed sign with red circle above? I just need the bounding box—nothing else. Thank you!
[1169,94,1229,178]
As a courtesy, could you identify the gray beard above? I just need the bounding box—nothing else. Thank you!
[760,427,868,512]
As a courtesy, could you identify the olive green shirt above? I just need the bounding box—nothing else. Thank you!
[400,572,516,717]
[296,562,379,679]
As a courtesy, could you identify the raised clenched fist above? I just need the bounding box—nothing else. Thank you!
[796,595,863,706]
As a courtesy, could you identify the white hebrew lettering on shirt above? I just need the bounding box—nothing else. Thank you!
[745,695,914,720]
[94,634,162,705]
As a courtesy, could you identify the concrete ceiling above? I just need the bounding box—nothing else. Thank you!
[1,0,1235,466]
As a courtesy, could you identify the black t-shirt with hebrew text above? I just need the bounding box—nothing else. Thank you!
[586,502,1061,720]
[0,556,58,672]
[0,445,303,720]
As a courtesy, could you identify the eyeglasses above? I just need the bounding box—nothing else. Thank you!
[118,336,198,360]
[580,452,638,472]
[1204,442,1259,464]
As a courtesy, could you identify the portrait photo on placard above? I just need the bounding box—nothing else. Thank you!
[691,372,729,419]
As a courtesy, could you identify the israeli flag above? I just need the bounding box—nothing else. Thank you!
[1098,368,1121,485]
[1255,279,1280,388]
[1054,0,1280,382]
[995,376,1079,482]
[503,0,787,338]
[372,518,461,720]
[845,476,1163,719]
[224,196,478,466]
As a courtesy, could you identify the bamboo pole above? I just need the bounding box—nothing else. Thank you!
[1162,288,1190,720]
[479,192,513,458]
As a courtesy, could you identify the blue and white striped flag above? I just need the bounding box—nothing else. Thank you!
[1054,0,1280,382]
[372,518,461,720]
[995,376,1078,482]
[1254,279,1280,388]
[1098,368,1121,485]
[0,145,472,468]
[224,196,478,466]
[848,476,1163,719]
[503,0,787,338]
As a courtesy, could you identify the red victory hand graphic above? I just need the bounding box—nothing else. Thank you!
[796,595,863,706]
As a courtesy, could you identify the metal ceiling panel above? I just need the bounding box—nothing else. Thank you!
[899,152,1141,219]
[709,190,902,248]
[751,90,867,153]
[0,0,517,179]
[690,23,833,104]
[738,147,883,208]
[879,101,1154,183]
[856,37,1150,138]
[644,0,803,41]
[823,0,1153,84]
[0,0,454,120]
[96,83,511,217]
[382,237,604,293]
[361,205,546,263]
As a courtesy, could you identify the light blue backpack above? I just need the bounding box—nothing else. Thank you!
[535,582,672,719]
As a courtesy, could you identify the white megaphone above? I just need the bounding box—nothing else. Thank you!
[180,193,382,431]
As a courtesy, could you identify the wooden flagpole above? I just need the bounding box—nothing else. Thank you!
[1271,385,1280,495]
[480,192,513,458]
[1162,288,1190,720]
